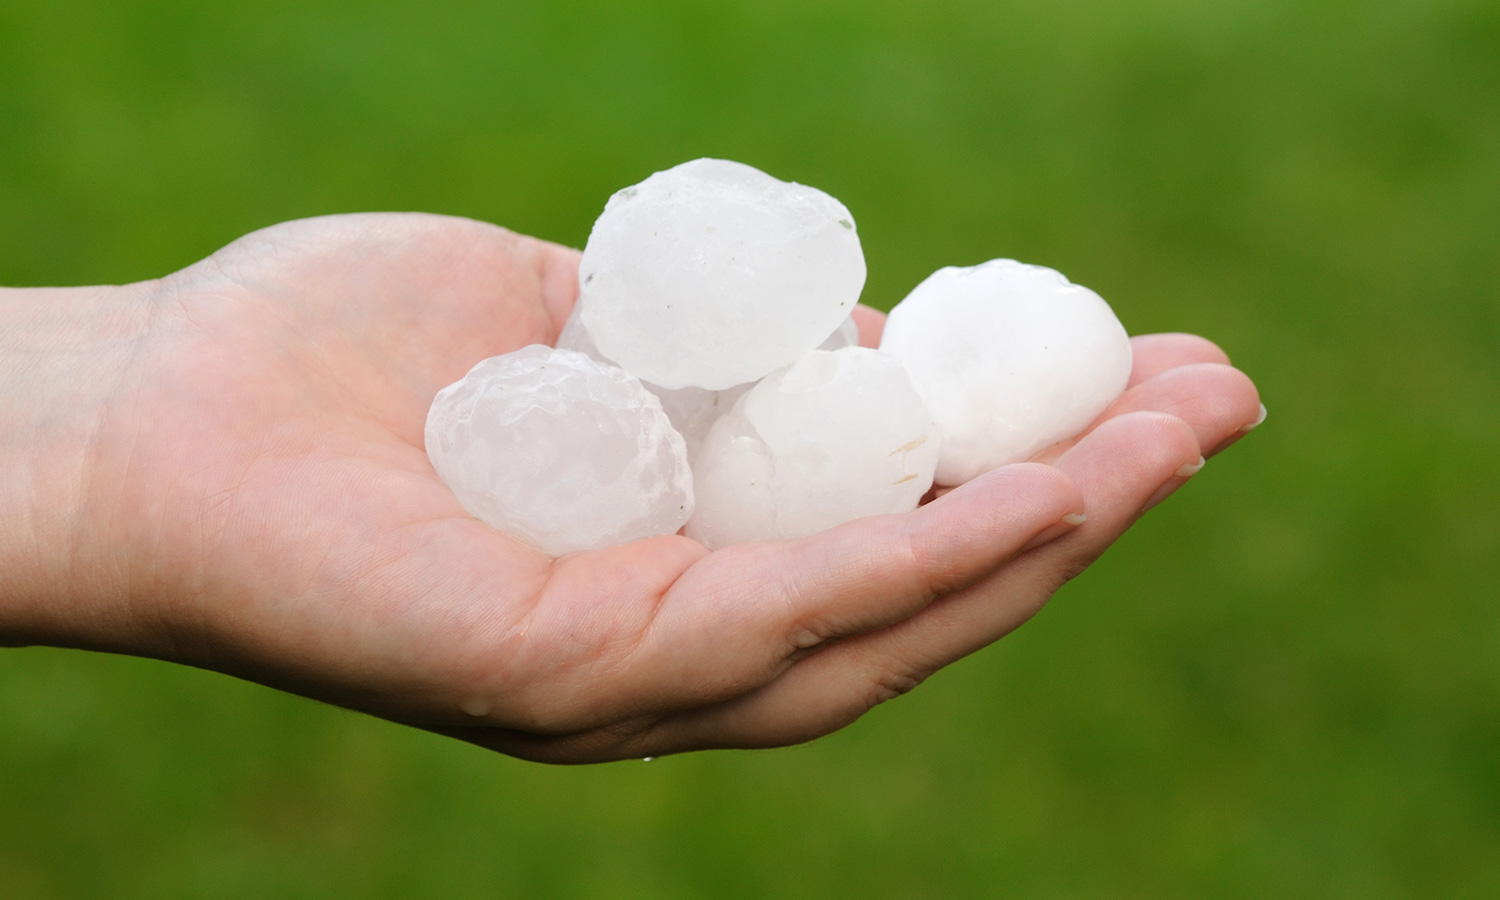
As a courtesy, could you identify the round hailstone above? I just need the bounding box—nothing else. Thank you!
[577,158,866,390]
[559,298,858,362]
[424,346,693,555]
[686,347,941,550]
[557,301,860,463]
[879,259,1132,486]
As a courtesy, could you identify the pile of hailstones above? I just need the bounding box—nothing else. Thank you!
[425,159,1133,555]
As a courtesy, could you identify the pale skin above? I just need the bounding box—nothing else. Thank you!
[0,213,1262,763]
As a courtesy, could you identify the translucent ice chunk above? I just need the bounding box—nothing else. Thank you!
[561,302,857,360]
[557,303,859,462]
[818,314,860,352]
[879,259,1132,485]
[577,158,866,390]
[686,347,941,550]
[554,301,601,359]
[425,346,694,555]
[651,381,754,464]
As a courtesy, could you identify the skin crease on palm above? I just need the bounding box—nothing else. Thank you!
[0,213,1262,764]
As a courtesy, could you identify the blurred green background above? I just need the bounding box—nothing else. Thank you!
[2,0,1497,896]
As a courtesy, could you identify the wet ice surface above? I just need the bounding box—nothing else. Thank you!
[424,346,693,555]
[576,158,865,390]
[685,347,941,550]
[879,259,1132,485]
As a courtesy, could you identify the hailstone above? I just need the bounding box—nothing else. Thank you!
[686,347,941,550]
[424,346,693,555]
[576,158,865,390]
[879,259,1132,486]
[819,314,860,352]
[557,302,860,463]
[427,159,1137,556]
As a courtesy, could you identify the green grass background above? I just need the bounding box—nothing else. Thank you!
[2,0,1498,896]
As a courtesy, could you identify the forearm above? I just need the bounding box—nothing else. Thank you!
[0,283,158,650]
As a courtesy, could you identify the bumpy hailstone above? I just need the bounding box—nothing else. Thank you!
[879,259,1132,486]
[424,346,693,555]
[558,303,860,462]
[685,347,941,550]
[577,158,866,391]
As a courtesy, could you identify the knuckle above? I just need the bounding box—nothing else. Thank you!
[785,623,829,657]
[1045,552,1098,592]
[865,659,927,706]
[1057,555,1094,585]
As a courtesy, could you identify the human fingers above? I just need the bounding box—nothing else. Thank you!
[906,332,1236,481]
[1202,400,1267,457]
[443,358,1256,760]
[852,304,887,348]
[502,463,1079,734]
[1032,361,1262,465]
[660,461,1083,667]
[1126,332,1231,387]
[438,332,1238,758]
[637,411,1202,753]
[748,380,1256,734]
[521,238,583,338]
[437,461,1082,762]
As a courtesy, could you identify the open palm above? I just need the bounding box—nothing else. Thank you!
[89,213,1259,763]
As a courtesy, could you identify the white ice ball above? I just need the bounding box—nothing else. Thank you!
[557,302,859,464]
[879,259,1132,485]
[425,346,694,555]
[577,158,866,390]
[686,347,941,550]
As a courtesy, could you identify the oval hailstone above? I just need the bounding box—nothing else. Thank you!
[577,158,866,391]
[879,259,1132,486]
[558,302,860,463]
[685,347,941,550]
[424,346,693,555]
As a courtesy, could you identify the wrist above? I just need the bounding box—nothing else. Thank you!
[0,282,160,651]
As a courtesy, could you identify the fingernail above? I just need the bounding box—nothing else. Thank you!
[1175,456,1206,478]
[1144,458,1203,513]
[1022,513,1086,551]
[1241,403,1268,432]
[1207,404,1267,457]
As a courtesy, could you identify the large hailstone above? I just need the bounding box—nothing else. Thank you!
[558,303,859,463]
[424,346,694,555]
[577,158,866,390]
[879,259,1132,486]
[686,347,941,550]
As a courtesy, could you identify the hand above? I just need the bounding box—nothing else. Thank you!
[0,213,1262,763]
